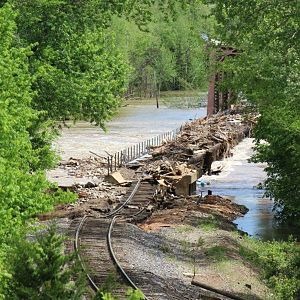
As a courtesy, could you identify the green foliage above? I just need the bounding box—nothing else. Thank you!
[98,288,145,300]
[197,216,219,231]
[126,288,145,300]
[10,0,129,127]
[7,223,86,300]
[93,272,120,299]
[176,225,193,233]
[206,0,300,223]
[0,1,212,299]
[0,4,76,297]
[4,0,209,127]
[197,237,205,247]
[111,1,213,97]
[239,237,300,299]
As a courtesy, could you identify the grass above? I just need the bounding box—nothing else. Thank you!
[238,236,300,300]
[205,245,228,261]
[159,244,171,254]
[180,239,191,254]
[98,271,120,294]
[197,237,205,247]
[197,216,220,232]
[176,225,194,233]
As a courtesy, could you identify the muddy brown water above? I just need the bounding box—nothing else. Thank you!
[55,102,205,159]
[198,138,299,241]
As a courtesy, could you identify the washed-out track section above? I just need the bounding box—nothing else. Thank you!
[72,180,156,299]
[69,179,242,300]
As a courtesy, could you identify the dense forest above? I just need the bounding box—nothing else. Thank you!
[0,0,299,299]
[111,4,213,98]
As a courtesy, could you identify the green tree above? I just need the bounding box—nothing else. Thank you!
[205,0,300,223]
[99,289,144,300]
[8,0,129,128]
[0,4,75,297]
[3,0,200,127]
[111,1,213,97]
[8,224,86,300]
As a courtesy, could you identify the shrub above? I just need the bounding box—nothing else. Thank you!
[240,236,300,299]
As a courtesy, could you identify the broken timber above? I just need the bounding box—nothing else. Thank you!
[145,112,257,196]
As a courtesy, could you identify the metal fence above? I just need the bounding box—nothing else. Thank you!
[106,126,183,175]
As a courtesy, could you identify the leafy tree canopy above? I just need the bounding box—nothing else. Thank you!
[0,4,75,296]
[205,0,300,222]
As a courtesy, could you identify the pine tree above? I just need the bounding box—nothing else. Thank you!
[9,224,86,300]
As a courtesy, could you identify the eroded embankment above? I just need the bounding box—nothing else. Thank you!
[42,112,257,220]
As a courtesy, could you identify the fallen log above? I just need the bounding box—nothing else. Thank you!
[191,279,245,300]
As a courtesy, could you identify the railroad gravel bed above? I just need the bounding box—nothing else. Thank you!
[113,223,228,300]
[115,223,190,283]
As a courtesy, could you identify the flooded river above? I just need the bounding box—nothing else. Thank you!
[55,101,205,159]
[198,138,299,241]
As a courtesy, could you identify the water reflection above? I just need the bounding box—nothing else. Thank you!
[197,138,299,241]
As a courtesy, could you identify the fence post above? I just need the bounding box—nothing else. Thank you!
[105,123,186,171]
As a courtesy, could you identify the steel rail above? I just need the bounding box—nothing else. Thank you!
[103,179,141,218]
[108,216,241,300]
[74,179,143,293]
[124,201,151,219]
[74,215,99,292]
[74,178,242,300]
[107,216,149,300]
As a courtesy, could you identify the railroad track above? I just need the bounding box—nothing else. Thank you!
[74,179,156,298]
[72,179,244,300]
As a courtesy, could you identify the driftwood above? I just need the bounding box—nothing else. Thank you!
[191,280,245,300]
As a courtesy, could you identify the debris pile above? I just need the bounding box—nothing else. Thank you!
[140,112,258,197]
[59,156,107,179]
[149,113,257,172]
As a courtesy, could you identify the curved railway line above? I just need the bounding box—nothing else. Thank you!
[71,179,244,300]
